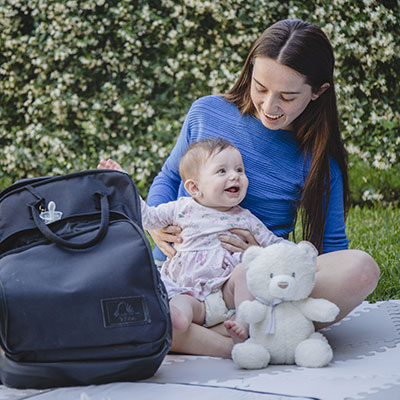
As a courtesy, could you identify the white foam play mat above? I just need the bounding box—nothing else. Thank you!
[0,300,399,400]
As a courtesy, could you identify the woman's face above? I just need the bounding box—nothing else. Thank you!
[250,57,320,131]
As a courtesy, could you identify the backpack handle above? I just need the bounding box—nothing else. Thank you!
[31,193,110,249]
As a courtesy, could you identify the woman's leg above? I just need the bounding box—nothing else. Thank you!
[169,294,205,332]
[169,249,380,358]
[312,249,380,329]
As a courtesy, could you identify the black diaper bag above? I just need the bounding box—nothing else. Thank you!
[0,170,171,388]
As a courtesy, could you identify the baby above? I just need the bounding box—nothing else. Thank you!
[99,138,287,342]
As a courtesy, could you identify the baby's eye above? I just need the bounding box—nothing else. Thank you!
[236,167,244,173]
[217,168,226,174]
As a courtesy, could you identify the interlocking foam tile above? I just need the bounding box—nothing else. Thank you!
[345,377,400,400]
[0,387,45,400]
[0,301,399,400]
[322,301,400,362]
[27,382,317,400]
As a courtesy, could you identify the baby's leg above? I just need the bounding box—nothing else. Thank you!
[169,294,206,333]
[222,263,253,343]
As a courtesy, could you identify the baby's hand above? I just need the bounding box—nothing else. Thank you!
[98,158,126,172]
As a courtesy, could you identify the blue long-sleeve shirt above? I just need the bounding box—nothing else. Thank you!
[147,95,348,259]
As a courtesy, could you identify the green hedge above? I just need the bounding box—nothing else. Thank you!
[1,0,399,203]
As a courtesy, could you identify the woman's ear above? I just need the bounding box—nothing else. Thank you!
[311,82,330,100]
[184,179,201,198]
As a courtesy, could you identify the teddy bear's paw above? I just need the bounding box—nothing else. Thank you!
[318,300,340,322]
[294,337,333,368]
[232,342,270,369]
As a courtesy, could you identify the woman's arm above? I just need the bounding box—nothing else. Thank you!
[321,159,349,253]
[220,161,348,254]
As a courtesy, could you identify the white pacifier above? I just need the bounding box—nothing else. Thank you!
[39,201,63,224]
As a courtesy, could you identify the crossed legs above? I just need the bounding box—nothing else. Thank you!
[169,249,380,358]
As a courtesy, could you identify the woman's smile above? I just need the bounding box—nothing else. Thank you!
[250,57,315,131]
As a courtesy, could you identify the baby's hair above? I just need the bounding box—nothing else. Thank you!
[179,138,238,182]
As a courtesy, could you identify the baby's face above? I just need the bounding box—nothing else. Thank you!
[195,147,248,211]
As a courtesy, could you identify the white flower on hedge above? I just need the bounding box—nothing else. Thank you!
[176,71,185,80]
[167,58,179,70]
[79,56,91,65]
[388,151,396,164]
[372,153,390,170]
[370,111,380,125]
[360,151,371,162]
[145,106,155,118]
[362,189,384,202]
[93,102,102,111]
[113,103,125,114]
[69,94,79,107]
[345,143,360,155]
[66,1,78,8]
[168,30,178,39]
[223,9,236,20]
[158,147,168,158]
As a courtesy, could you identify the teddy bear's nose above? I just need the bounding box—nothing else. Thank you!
[278,281,289,289]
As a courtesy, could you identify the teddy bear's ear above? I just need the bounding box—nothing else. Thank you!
[242,246,263,268]
[298,241,319,256]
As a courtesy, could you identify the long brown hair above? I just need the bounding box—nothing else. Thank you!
[223,19,350,252]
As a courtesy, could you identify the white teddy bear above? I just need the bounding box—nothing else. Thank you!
[232,241,339,369]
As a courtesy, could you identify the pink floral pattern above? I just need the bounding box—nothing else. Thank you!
[141,197,284,301]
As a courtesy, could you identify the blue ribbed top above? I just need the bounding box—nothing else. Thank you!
[148,95,348,257]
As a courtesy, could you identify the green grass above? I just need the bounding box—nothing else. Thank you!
[346,205,400,302]
[293,205,399,301]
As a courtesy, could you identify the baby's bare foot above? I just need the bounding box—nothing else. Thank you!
[224,319,248,344]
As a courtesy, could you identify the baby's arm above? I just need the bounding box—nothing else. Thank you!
[140,198,176,231]
[246,212,288,248]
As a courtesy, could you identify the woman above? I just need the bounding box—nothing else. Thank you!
[146,19,380,358]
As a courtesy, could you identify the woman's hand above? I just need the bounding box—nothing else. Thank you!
[148,226,182,258]
[98,158,126,172]
[219,228,259,253]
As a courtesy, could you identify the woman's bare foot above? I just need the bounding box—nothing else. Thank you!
[97,158,126,172]
[224,319,248,344]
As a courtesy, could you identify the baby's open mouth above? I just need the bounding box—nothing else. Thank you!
[225,186,240,193]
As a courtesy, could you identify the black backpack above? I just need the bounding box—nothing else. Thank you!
[0,170,171,388]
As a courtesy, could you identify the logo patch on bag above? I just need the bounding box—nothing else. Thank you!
[102,296,150,328]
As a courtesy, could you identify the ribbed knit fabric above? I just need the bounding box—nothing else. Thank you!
[147,95,348,258]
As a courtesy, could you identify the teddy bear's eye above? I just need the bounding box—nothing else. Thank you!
[269,273,274,278]
[292,272,296,278]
